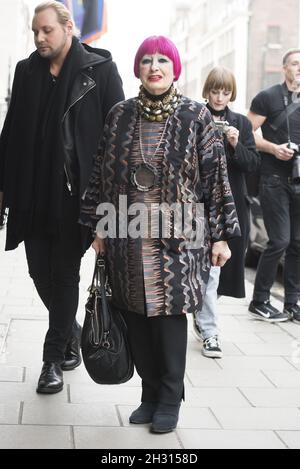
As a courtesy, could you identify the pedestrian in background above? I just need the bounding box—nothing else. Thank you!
[80,36,240,433]
[193,66,260,358]
[0,1,124,394]
[248,49,300,324]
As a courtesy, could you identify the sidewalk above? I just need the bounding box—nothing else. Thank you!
[1,228,300,449]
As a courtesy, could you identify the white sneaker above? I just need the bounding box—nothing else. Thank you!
[202,335,223,359]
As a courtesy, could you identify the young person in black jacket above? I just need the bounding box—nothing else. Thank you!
[193,66,260,357]
[0,1,124,393]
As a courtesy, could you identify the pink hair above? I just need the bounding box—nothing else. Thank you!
[134,36,182,82]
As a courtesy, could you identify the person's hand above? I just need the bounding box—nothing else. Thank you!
[226,126,239,148]
[0,192,3,212]
[211,241,231,267]
[92,235,106,255]
[273,143,294,161]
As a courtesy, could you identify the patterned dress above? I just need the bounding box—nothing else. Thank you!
[80,96,241,317]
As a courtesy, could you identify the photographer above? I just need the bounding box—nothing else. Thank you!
[248,49,300,324]
[193,66,260,358]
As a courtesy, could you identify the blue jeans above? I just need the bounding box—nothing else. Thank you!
[195,266,220,340]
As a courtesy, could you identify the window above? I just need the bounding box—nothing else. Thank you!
[201,63,214,87]
[219,52,235,71]
[267,26,281,45]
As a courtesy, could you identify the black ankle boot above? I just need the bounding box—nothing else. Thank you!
[36,362,64,394]
[150,403,181,433]
[129,402,157,424]
[61,322,82,371]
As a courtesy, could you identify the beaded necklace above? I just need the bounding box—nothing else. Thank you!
[137,85,181,122]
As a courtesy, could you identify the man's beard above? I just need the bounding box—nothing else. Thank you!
[37,35,68,60]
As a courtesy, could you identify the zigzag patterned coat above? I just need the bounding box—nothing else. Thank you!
[80,97,241,317]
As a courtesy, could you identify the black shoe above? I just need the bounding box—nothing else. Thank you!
[36,362,64,394]
[61,322,82,371]
[284,304,300,325]
[129,402,157,424]
[150,403,181,434]
[248,301,289,323]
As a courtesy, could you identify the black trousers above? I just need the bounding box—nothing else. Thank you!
[253,174,300,304]
[24,190,83,363]
[123,311,187,405]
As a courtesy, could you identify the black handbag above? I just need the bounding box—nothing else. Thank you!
[81,254,134,384]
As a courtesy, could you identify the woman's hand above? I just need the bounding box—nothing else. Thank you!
[226,126,239,149]
[92,235,106,255]
[211,241,231,267]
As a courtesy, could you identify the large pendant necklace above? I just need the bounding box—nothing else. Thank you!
[137,85,181,122]
[131,116,169,192]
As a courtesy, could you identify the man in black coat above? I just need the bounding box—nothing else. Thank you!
[0,1,124,393]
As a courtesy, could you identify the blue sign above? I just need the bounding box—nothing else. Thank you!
[58,0,106,43]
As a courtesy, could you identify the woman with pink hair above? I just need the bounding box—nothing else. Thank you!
[80,36,240,433]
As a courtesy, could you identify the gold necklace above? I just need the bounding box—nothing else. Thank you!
[137,86,181,122]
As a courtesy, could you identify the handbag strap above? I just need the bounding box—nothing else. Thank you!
[91,254,111,333]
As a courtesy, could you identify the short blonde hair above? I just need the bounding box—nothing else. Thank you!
[283,49,300,65]
[202,66,237,102]
[34,1,78,36]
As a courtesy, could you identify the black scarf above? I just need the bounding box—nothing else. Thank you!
[7,37,83,243]
[206,103,228,118]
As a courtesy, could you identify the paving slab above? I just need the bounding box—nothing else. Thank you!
[277,431,300,449]
[0,365,23,382]
[186,369,275,388]
[0,382,69,404]
[211,407,300,431]
[240,387,300,408]
[22,402,119,427]
[218,356,296,372]
[261,370,300,389]
[0,402,20,424]
[177,429,286,449]
[0,425,73,449]
[73,426,182,449]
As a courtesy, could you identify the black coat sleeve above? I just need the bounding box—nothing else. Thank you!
[0,62,22,193]
[226,115,260,173]
[198,108,241,242]
[79,107,116,231]
[101,61,125,123]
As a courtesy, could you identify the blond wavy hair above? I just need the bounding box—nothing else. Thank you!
[34,1,79,37]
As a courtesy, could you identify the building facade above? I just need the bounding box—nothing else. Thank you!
[0,0,35,128]
[171,0,300,112]
[247,0,300,107]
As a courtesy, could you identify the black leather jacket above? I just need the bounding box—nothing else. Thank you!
[61,44,124,196]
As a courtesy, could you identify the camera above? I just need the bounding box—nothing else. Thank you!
[214,120,230,135]
[288,142,300,183]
